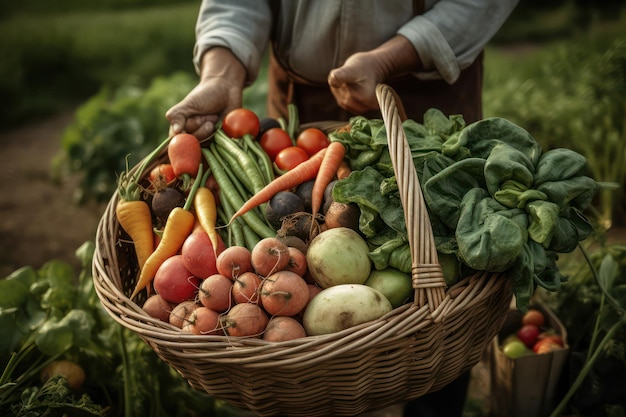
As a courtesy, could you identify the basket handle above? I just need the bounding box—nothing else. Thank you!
[375,84,447,311]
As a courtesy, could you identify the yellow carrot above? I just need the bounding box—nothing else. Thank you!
[194,168,220,255]
[116,199,154,271]
[129,164,204,300]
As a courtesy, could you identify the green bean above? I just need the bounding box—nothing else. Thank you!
[214,129,265,194]
[203,148,275,239]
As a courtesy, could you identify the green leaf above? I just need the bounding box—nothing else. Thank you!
[35,319,73,356]
[598,254,619,294]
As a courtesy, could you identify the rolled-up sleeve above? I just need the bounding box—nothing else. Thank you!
[397,0,519,83]
[194,0,272,83]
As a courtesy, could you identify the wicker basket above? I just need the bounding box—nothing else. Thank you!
[92,84,513,416]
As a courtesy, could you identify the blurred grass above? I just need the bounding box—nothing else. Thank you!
[0,3,198,128]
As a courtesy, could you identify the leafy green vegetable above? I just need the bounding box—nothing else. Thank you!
[330,110,598,311]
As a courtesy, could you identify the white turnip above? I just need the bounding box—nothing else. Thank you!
[303,284,392,336]
[306,227,371,288]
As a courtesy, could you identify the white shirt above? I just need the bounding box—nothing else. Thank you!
[194,0,519,85]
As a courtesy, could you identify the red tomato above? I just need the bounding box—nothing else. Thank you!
[149,163,176,185]
[533,338,563,354]
[522,309,545,328]
[259,128,294,161]
[222,108,260,138]
[275,146,309,171]
[516,324,540,348]
[296,128,330,156]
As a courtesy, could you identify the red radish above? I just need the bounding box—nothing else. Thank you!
[263,316,307,342]
[142,294,175,322]
[232,271,262,304]
[260,270,309,316]
[153,255,201,304]
[216,245,253,279]
[285,246,307,277]
[183,306,223,335]
[181,228,225,278]
[198,274,233,313]
[297,284,323,320]
[149,163,176,186]
[168,133,201,177]
[221,303,269,338]
[251,237,290,277]
[169,300,199,329]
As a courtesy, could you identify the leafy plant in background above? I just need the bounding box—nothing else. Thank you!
[52,73,196,203]
[544,240,626,417]
[484,36,626,229]
[0,242,223,417]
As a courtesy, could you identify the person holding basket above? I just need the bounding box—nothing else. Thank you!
[166,1,519,416]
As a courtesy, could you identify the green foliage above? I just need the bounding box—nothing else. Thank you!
[0,4,198,127]
[53,73,197,203]
[0,242,217,417]
[484,35,626,228]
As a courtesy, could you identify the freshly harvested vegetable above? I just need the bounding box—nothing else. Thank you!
[323,201,360,232]
[216,245,253,279]
[364,267,413,308]
[151,186,185,226]
[169,300,199,329]
[310,141,346,221]
[285,247,307,276]
[260,127,294,161]
[194,168,221,255]
[116,191,154,272]
[306,227,371,289]
[232,271,262,304]
[183,306,224,335]
[303,284,392,336]
[214,129,266,194]
[153,254,201,304]
[274,146,310,171]
[142,294,175,322]
[260,270,309,316]
[220,303,269,338]
[229,147,327,224]
[295,179,315,211]
[250,237,290,277]
[149,163,176,186]
[168,133,202,178]
[130,164,204,299]
[296,127,330,157]
[265,191,306,229]
[198,274,233,313]
[330,111,598,311]
[181,227,223,279]
[222,108,261,138]
[262,316,307,342]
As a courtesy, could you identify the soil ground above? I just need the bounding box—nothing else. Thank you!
[0,110,106,278]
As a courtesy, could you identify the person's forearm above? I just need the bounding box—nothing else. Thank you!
[369,35,422,81]
[199,47,247,87]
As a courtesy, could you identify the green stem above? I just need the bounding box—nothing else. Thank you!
[549,318,624,417]
[119,327,132,417]
[182,163,204,211]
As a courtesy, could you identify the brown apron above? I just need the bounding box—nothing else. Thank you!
[266,1,483,125]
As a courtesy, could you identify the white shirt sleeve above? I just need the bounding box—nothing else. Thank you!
[194,0,272,83]
[397,0,519,83]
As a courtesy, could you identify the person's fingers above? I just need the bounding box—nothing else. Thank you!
[165,109,186,137]
[327,69,344,89]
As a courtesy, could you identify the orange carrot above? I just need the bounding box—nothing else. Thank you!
[130,164,204,300]
[229,147,327,224]
[116,170,154,271]
[336,159,352,180]
[310,141,346,220]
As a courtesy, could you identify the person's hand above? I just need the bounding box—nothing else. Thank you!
[165,47,247,140]
[328,35,421,115]
[327,52,383,115]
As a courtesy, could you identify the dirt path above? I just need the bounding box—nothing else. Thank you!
[0,111,105,277]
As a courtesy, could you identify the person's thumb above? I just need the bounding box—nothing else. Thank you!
[165,106,186,136]
[328,67,351,89]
